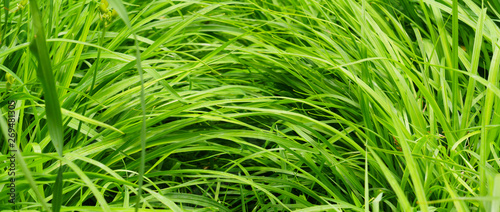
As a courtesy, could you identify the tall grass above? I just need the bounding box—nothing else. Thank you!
[1,0,500,211]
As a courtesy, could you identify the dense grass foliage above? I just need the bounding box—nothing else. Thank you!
[1,0,500,211]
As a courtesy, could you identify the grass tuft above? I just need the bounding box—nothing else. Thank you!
[1,0,499,211]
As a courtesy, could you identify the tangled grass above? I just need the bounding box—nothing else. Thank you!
[1,0,500,211]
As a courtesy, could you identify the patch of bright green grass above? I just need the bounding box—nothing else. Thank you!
[1,0,500,211]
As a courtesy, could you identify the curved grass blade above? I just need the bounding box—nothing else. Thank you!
[106,0,149,211]
[29,0,63,158]
[29,0,64,211]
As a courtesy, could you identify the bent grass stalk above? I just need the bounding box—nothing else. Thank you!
[29,0,64,211]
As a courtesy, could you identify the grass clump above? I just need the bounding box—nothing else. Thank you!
[1,0,500,211]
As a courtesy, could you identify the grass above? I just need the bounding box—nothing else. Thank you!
[1,0,500,211]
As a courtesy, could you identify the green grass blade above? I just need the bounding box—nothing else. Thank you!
[0,110,50,211]
[451,0,459,133]
[29,0,63,157]
[481,37,500,207]
[461,8,486,133]
[367,146,412,211]
[29,1,65,211]
[492,174,500,212]
[59,155,112,212]
[2,0,9,44]
[60,106,124,134]
[52,165,64,212]
[106,0,150,210]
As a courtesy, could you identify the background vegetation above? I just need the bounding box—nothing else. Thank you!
[1,0,500,211]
